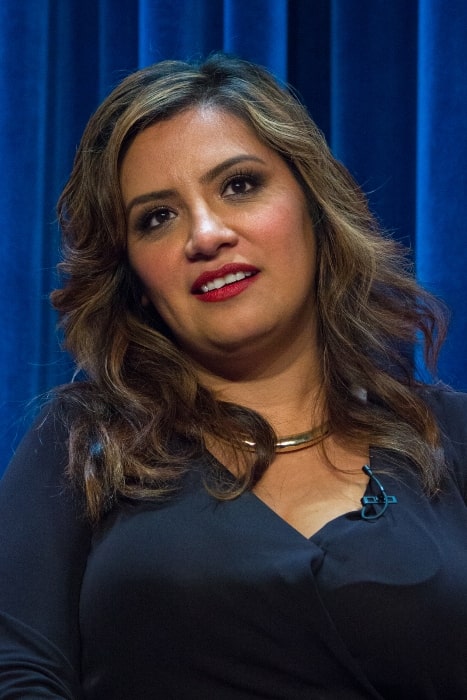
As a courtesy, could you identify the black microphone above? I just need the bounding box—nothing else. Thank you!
[360,464,397,520]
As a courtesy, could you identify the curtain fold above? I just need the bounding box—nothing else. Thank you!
[416,0,467,388]
[224,0,288,78]
[138,0,223,67]
[330,0,418,250]
[1,0,466,473]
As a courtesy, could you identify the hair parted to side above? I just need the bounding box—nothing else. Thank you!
[52,52,448,522]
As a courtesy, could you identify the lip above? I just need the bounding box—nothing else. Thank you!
[191,263,259,294]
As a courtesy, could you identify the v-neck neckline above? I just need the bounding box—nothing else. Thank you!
[245,485,371,543]
[204,449,380,543]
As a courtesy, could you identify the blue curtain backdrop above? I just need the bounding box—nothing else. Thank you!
[1,0,466,474]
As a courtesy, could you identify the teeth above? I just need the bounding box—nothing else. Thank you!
[200,271,253,293]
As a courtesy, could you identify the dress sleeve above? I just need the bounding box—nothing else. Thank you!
[0,404,92,698]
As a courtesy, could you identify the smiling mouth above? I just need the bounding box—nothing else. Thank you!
[199,270,256,294]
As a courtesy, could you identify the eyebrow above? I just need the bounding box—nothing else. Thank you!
[125,154,266,217]
[199,154,266,184]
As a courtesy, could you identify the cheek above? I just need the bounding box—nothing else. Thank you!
[260,204,315,257]
[128,247,171,306]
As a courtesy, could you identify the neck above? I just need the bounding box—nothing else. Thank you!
[194,349,325,434]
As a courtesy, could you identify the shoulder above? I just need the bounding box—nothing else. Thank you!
[420,384,467,496]
[420,384,467,442]
[0,394,92,558]
[8,398,71,468]
[1,394,84,511]
[7,382,101,472]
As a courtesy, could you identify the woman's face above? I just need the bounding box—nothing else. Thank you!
[122,106,318,373]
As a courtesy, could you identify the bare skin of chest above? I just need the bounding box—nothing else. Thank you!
[251,442,369,539]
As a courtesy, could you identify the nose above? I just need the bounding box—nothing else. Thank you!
[184,205,238,259]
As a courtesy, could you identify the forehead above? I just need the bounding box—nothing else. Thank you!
[132,104,262,146]
[120,106,278,183]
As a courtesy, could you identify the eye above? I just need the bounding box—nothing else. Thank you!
[222,171,262,197]
[135,207,176,233]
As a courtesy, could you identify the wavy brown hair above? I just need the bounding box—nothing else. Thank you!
[52,53,448,522]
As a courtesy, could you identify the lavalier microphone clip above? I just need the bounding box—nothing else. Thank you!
[360,464,398,520]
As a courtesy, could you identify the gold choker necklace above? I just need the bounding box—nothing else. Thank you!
[243,423,330,454]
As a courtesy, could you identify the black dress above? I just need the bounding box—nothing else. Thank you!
[0,388,466,699]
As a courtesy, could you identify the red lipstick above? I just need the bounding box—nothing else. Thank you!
[191,263,259,302]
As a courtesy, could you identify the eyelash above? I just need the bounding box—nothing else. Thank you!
[133,169,264,235]
[134,207,175,234]
[220,168,264,197]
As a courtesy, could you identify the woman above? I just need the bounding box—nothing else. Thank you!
[0,53,466,699]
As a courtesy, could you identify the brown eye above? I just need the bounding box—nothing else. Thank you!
[136,207,176,233]
[222,172,262,197]
[224,177,254,195]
